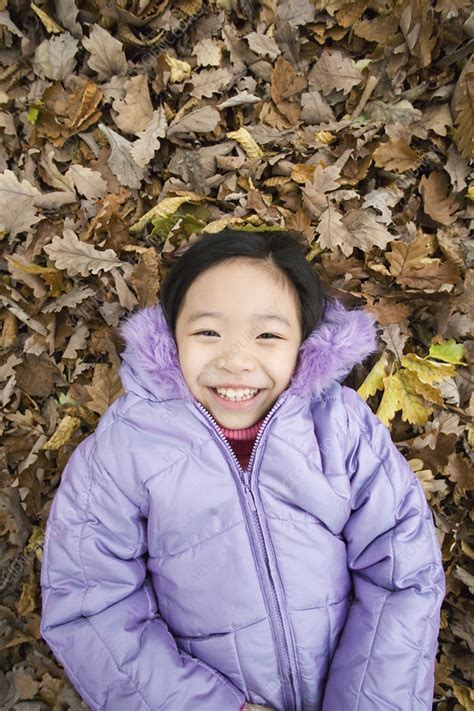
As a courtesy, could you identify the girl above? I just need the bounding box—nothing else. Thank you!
[40,228,445,711]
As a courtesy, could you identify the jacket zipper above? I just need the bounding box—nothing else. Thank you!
[193,393,300,711]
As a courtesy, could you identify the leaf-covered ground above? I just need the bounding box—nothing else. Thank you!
[0,0,473,709]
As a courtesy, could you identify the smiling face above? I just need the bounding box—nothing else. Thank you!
[174,258,303,428]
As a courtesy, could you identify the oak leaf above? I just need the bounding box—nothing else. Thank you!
[43,228,122,277]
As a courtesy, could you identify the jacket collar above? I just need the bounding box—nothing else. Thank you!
[117,299,380,403]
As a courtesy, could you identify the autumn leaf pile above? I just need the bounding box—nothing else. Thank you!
[0,0,472,708]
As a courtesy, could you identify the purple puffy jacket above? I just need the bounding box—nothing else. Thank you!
[40,299,445,711]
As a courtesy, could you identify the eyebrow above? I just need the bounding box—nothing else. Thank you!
[188,311,292,327]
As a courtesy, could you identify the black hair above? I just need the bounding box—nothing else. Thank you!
[159,227,328,344]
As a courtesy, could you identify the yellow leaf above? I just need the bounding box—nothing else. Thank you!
[165,55,192,83]
[43,415,81,450]
[16,579,37,616]
[429,339,467,365]
[401,352,456,383]
[25,526,44,553]
[291,163,316,184]
[130,193,205,233]
[376,371,403,426]
[376,371,432,426]
[314,131,335,144]
[357,351,389,400]
[467,423,474,449]
[226,127,264,158]
[452,682,474,709]
[201,215,261,233]
[263,176,292,187]
[31,2,64,32]
[401,368,444,407]
[5,257,59,275]
[367,261,392,277]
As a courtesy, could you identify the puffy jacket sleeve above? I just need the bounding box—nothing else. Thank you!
[40,433,246,711]
[321,387,445,711]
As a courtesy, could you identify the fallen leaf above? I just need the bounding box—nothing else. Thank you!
[82,24,128,80]
[0,171,42,237]
[372,136,421,172]
[112,75,154,135]
[309,48,363,95]
[193,38,222,67]
[43,227,122,276]
[32,32,78,80]
[419,172,459,224]
[244,31,280,60]
[167,105,220,137]
[98,123,146,189]
[188,67,234,100]
[300,90,335,124]
[342,208,394,253]
[65,164,107,199]
[316,203,352,255]
[226,126,264,158]
[130,107,168,168]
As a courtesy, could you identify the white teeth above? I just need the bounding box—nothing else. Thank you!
[215,387,259,401]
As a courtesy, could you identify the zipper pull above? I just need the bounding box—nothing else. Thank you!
[244,485,257,511]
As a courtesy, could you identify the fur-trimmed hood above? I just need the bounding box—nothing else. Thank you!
[117,298,381,404]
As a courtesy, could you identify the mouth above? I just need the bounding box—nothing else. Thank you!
[207,386,264,411]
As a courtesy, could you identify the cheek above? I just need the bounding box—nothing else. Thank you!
[273,350,299,379]
[180,346,209,378]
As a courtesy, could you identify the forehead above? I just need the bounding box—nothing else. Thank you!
[179,260,300,323]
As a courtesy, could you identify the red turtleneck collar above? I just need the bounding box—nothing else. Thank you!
[215,417,265,471]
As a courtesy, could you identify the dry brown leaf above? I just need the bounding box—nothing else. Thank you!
[452,66,474,160]
[84,363,124,415]
[308,48,363,95]
[82,24,128,80]
[32,31,78,80]
[0,171,42,237]
[316,203,352,255]
[419,172,459,225]
[372,136,421,172]
[43,227,122,276]
[271,56,307,104]
[342,208,394,253]
[98,123,146,189]
[399,0,436,67]
[188,67,234,100]
[65,164,107,200]
[167,105,221,137]
[112,75,154,135]
[193,38,222,67]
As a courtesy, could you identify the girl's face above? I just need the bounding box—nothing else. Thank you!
[175,259,303,429]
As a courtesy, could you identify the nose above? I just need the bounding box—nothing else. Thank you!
[217,355,252,373]
[216,342,255,373]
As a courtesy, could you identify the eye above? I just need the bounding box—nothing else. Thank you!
[193,330,280,339]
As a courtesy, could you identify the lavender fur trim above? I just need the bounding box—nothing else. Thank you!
[118,304,193,402]
[289,298,381,399]
[117,299,380,402]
